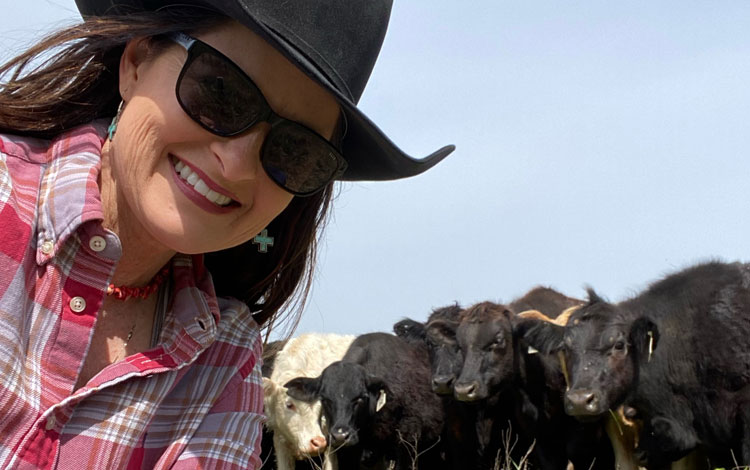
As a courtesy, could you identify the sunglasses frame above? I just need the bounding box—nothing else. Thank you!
[169,32,347,196]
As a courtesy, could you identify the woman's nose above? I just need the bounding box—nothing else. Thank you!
[209,122,271,181]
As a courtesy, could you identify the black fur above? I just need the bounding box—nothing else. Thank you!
[286,333,447,470]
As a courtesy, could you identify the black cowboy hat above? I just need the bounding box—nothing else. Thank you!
[75,0,454,181]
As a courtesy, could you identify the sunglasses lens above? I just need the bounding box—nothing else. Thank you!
[177,47,266,136]
[263,122,345,195]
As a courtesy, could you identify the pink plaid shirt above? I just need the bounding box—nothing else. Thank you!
[0,122,264,469]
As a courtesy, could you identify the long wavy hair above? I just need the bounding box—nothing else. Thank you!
[0,7,335,336]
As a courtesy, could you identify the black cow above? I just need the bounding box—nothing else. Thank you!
[394,305,492,470]
[393,303,463,395]
[285,332,446,470]
[453,288,613,470]
[517,261,750,468]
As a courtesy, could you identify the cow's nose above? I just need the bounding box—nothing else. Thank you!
[454,382,480,402]
[432,375,455,395]
[331,428,350,445]
[565,389,601,416]
[308,435,326,454]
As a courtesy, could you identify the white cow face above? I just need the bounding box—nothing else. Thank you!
[264,378,328,458]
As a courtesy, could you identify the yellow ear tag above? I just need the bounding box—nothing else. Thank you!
[558,351,570,391]
[376,389,387,412]
[647,330,654,363]
[527,346,539,355]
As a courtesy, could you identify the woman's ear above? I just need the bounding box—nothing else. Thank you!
[118,36,153,100]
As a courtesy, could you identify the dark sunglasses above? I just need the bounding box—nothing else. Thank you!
[169,32,347,196]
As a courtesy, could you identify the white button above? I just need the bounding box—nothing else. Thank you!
[70,296,87,313]
[41,240,54,255]
[89,235,107,252]
[45,415,55,431]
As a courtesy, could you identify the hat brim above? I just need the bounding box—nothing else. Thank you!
[75,0,455,181]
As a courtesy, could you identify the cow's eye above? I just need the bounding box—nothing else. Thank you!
[613,340,626,351]
[285,399,296,411]
[489,337,506,350]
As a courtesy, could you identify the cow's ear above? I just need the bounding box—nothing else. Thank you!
[262,378,278,413]
[393,318,426,341]
[426,320,457,344]
[514,318,565,354]
[585,287,605,305]
[629,317,660,363]
[284,376,320,403]
[365,375,389,413]
[263,377,277,396]
[501,308,518,327]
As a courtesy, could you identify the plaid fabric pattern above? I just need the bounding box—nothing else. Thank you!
[0,123,264,469]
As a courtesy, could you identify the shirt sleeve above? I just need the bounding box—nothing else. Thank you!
[169,338,266,470]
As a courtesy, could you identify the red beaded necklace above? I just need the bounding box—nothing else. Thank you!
[107,266,170,300]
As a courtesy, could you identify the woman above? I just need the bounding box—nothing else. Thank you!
[0,0,453,468]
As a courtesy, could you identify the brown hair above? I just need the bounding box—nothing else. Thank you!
[0,8,335,335]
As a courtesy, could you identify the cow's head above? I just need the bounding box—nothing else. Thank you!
[516,289,659,419]
[424,318,462,395]
[393,305,463,395]
[285,361,389,448]
[453,302,516,401]
[263,377,328,457]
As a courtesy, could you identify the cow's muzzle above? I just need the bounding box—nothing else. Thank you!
[330,427,357,447]
[564,389,602,416]
[454,381,483,402]
[431,374,455,395]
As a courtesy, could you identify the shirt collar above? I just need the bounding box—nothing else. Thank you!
[164,253,222,351]
[35,121,108,265]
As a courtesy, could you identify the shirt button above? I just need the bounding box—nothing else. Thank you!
[45,415,55,431]
[70,296,87,313]
[41,240,54,255]
[89,235,107,252]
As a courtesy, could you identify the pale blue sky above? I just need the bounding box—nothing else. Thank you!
[4,1,750,339]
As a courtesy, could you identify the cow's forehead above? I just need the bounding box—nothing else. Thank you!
[425,321,457,341]
[320,363,368,397]
[566,306,630,347]
[457,317,510,345]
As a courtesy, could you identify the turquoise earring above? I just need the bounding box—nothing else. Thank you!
[108,101,124,141]
[252,229,274,253]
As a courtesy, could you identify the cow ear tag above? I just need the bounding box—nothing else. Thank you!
[376,389,387,412]
[558,351,570,391]
[647,330,654,363]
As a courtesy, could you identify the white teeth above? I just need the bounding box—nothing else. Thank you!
[205,189,232,206]
[171,158,233,207]
[193,180,210,196]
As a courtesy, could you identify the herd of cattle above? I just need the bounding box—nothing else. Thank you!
[259,260,750,470]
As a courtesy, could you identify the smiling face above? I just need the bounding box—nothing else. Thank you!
[106,20,340,255]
